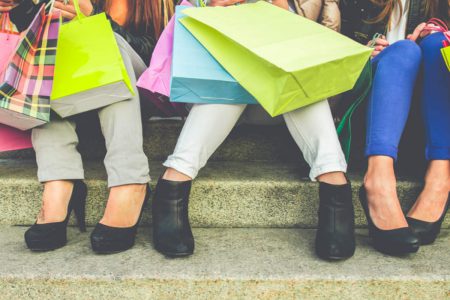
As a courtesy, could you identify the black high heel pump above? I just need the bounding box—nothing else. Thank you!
[90,185,151,254]
[24,180,87,251]
[359,186,420,256]
[407,193,449,245]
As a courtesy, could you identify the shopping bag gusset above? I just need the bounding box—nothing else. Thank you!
[136,0,191,117]
[0,124,32,152]
[170,6,257,105]
[180,1,372,116]
[0,5,60,130]
[51,0,134,118]
[0,13,21,78]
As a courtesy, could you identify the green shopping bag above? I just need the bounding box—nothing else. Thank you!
[180,1,372,117]
[442,46,450,71]
[51,0,134,118]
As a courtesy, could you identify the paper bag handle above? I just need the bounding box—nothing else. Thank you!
[72,0,86,21]
[0,13,15,34]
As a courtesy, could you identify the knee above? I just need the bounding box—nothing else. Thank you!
[420,32,446,55]
[390,40,422,63]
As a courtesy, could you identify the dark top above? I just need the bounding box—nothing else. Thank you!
[10,0,177,64]
[339,0,449,45]
[91,3,154,63]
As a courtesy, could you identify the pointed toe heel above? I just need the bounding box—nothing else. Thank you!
[359,186,420,256]
[407,194,449,245]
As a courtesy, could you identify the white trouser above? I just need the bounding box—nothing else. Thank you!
[163,100,347,181]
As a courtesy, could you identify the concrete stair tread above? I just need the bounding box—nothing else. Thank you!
[1,159,445,229]
[1,226,449,298]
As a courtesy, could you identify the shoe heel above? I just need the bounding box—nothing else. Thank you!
[73,186,87,233]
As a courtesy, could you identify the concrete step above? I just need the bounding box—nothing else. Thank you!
[1,226,449,299]
[0,120,308,163]
[2,159,445,229]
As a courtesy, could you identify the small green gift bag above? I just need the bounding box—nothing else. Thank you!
[51,0,134,118]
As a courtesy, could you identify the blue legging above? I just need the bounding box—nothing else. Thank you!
[366,33,450,161]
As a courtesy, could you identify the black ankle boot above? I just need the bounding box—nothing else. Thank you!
[90,185,150,254]
[315,182,355,260]
[359,186,420,256]
[152,178,194,257]
[25,180,87,251]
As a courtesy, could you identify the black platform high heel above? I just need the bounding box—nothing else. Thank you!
[90,185,151,254]
[407,193,449,245]
[359,186,420,256]
[24,180,87,251]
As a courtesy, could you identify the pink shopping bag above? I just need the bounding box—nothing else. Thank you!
[0,13,21,79]
[0,13,32,152]
[0,124,32,152]
[136,0,191,117]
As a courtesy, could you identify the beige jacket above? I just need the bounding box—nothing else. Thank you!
[189,0,341,31]
[291,0,341,31]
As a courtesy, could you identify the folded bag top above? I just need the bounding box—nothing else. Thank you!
[170,5,257,105]
[180,1,372,116]
[51,0,134,118]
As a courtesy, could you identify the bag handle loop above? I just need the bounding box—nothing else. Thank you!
[72,0,86,21]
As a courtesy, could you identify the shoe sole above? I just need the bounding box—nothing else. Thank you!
[374,244,420,256]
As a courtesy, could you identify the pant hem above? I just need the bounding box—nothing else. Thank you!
[38,172,85,184]
[365,144,398,161]
[108,175,151,189]
[163,159,198,180]
[309,161,348,181]
[426,146,450,161]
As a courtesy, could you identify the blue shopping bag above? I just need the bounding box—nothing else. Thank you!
[170,6,257,104]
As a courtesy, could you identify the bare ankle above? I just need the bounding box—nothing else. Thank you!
[365,156,396,188]
[163,168,192,182]
[424,160,450,191]
[317,172,347,185]
[38,180,74,223]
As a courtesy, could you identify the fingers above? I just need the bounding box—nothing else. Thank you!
[374,45,385,52]
[408,22,426,42]
[54,1,76,15]
[210,0,245,6]
[374,38,389,47]
[371,50,381,58]
[0,1,17,11]
[53,8,76,20]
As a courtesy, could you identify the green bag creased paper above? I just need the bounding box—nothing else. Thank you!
[51,0,134,117]
[180,1,372,117]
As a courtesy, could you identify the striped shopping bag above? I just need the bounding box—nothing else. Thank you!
[0,5,60,130]
[0,13,20,77]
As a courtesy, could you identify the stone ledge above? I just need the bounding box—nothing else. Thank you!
[1,159,443,229]
[1,227,449,299]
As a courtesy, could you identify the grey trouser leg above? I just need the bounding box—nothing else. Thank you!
[32,118,84,182]
[32,35,150,187]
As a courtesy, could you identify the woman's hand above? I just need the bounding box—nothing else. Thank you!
[54,0,93,20]
[271,0,290,10]
[407,22,438,42]
[209,0,245,6]
[367,35,389,58]
[0,0,19,12]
